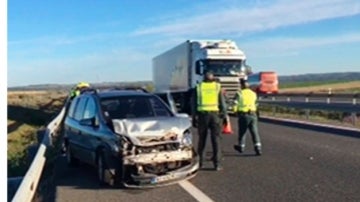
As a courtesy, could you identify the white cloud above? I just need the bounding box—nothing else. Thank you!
[133,0,360,37]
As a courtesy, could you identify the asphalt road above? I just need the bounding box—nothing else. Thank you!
[51,117,360,202]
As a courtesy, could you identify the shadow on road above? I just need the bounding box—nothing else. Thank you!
[37,156,159,202]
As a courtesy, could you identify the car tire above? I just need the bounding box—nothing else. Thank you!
[66,145,78,166]
[97,152,107,186]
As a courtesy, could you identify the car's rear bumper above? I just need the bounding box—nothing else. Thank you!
[123,158,199,188]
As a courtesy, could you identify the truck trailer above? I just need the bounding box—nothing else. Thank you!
[152,39,250,114]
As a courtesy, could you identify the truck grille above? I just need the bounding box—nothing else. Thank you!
[219,81,240,101]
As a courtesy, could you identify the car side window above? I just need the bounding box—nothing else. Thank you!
[83,97,96,119]
[68,98,79,118]
[150,97,172,117]
[74,97,88,121]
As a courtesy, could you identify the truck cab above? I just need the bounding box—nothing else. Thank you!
[191,40,249,110]
[152,39,251,114]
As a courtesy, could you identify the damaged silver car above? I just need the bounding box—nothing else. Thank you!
[64,88,199,188]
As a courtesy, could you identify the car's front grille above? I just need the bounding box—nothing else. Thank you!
[136,143,180,154]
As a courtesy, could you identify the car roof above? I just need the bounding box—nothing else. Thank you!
[96,90,151,99]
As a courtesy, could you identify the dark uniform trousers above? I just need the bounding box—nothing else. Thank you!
[237,111,261,150]
[197,111,222,166]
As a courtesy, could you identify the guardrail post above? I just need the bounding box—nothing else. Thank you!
[305,96,309,103]
[327,88,332,104]
[305,109,310,120]
[272,106,276,116]
[351,112,357,126]
[287,97,290,102]
[271,96,276,116]
[353,98,357,105]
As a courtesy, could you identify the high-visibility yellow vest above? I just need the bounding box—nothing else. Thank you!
[70,89,80,98]
[196,82,221,111]
[236,89,257,112]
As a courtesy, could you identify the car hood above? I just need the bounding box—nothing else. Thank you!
[112,116,191,146]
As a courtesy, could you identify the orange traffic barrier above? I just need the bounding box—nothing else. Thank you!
[222,116,233,135]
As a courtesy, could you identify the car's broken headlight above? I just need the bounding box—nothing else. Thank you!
[181,129,192,146]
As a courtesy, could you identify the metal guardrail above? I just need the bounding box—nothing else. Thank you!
[11,107,66,202]
[258,101,360,112]
[258,93,359,126]
[259,92,358,106]
[259,93,359,105]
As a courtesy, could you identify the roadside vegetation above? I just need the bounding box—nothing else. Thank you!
[280,80,360,93]
[258,104,359,128]
[7,90,67,177]
[261,80,360,128]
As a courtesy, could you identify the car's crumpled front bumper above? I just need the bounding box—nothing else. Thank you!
[123,158,199,188]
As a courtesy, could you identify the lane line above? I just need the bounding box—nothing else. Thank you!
[178,180,215,202]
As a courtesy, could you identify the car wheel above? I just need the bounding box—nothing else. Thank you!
[66,145,78,166]
[97,153,107,185]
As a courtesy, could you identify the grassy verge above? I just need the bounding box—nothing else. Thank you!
[258,104,359,128]
[7,123,39,177]
[280,80,347,88]
[280,80,360,93]
[7,90,67,177]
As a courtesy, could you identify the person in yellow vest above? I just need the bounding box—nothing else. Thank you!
[192,71,227,171]
[69,82,90,99]
[233,79,262,156]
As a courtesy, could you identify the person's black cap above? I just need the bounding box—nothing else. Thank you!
[240,78,247,85]
[204,70,214,76]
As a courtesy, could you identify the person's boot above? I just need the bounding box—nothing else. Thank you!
[199,157,203,169]
[234,145,244,153]
[214,163,223,171]
[255,147,262,156]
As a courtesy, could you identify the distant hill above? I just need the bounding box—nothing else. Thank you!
[279,72,360,84]
[8,81,153,91]
[8,72,360,91]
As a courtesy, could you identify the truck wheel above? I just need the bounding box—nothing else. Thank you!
[66,145,78,166]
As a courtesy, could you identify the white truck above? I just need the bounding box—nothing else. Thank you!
[152,39,250,114]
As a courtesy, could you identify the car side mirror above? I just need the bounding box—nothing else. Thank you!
[80,117,99,128]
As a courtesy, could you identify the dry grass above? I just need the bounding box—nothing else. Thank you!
[260,111,360,129]
[7,90,68,177]
[280,80,360,93]
[8,90,67,111]
[8,123,39,176]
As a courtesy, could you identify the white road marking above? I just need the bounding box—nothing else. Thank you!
[178,180,215,202]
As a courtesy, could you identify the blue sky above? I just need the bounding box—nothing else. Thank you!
[7,0,360,87]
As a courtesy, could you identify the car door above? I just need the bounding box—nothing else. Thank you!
[70,96,89,161]
[79,96,101,165]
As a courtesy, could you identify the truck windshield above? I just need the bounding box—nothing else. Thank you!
[204,60,243,76]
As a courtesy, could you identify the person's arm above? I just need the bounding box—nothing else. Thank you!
[191,87,198,127]
[218,90,227,117]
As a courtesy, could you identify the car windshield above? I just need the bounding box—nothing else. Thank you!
[204,60,243,76]
[100,95,172,119]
